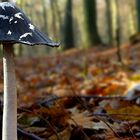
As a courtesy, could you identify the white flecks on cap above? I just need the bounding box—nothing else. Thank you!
[0,15,9,20]
[9,17,14,23]
[14,12,24,20]
[14,21,17,24]
[19,32,32,40]
[0,2,15,10]
[29,23,35,30]
[7,30,12,35]
[21,41,31,44]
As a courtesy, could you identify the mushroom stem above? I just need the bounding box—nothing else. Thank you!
[2,44,17,140]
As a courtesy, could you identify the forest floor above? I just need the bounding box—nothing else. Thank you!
[1,43,140,140]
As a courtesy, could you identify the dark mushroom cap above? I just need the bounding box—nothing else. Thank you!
[0,2,60,47]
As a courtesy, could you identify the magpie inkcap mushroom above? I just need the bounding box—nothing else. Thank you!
[0,2,60,140]
[0,2,60,46]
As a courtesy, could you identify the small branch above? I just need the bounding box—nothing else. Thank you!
[1,95,128,109]
[70,117,90,140]
[17,127,44,140]
[70,95,125,99]
[126,122,137,140]
[37,95,125,106]
[33,111,61,140]
[92,113,140,117]
[98,117,122,138]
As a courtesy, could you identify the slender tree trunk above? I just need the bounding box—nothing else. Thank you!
[50,0,57,39]
[115,0,123,64]
[54,0,62,32]
[136,0,140,32]
[63,0,75,49]
[3,45,17,140]
[111,0,117,46]
[128,0,136,35]
[105,0,113,45]
[42,0,48,34]
[0,44,3,57]
[83,0,101,46]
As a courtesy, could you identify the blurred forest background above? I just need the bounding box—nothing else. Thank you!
[4,0,140,56]
[1,1,140,139]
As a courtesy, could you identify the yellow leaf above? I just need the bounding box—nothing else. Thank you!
[107,105,140,120]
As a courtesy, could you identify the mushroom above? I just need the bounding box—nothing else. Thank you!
[0,2,60,140]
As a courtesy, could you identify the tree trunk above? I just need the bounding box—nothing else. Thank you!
[115,0,123,64]
[105,0,113,45]
[50,0,57,39]
[42,0,48,34]
[2,45,17,140]
[63,0,75,49]
[128,0,136,35]
[136,0,140,32]
[83,0,101,46]
[54,0,62,33]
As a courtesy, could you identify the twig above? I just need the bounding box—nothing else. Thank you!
[126,122,137,140]
[92,113,140,117]
[96,117,122,139]
[18,107,33,113]
[43,119,61,140]
[70,117,90,140]
[33,111,61,140]
[17,127,44,140]
[37,95,126,106]
[75,95,126,99]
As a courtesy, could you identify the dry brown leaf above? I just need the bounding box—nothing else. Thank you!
[34,106,69,126]
[68,112,94,128]
[48,127,72,140]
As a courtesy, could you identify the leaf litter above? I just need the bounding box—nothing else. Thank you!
[0,44,140,139]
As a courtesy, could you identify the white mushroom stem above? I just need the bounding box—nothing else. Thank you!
[2,44,17,140]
